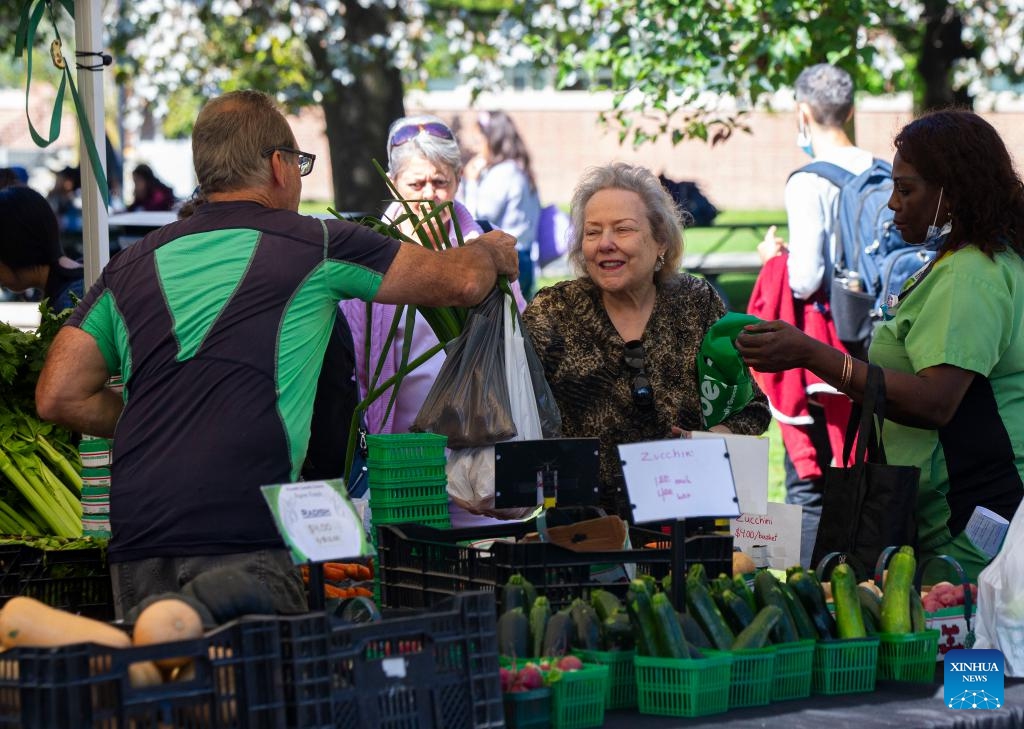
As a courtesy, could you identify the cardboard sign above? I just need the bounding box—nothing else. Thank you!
[730,502,802,569]
[261,479,371,564]
[618,438,738,524]
[690,431,769,515]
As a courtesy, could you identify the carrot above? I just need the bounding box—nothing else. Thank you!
[323,563,350,582]
[324,584,374,599]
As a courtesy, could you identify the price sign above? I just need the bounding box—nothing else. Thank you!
[261,479,370,564]
[618,438,739,524]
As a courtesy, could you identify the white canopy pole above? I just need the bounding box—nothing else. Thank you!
[74,0,109,286]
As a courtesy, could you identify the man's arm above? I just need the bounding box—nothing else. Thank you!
[373,229,519,307]
[35,327,123,438]
[784,173,830,299]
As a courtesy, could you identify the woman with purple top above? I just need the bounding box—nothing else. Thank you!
[340,115,526,526]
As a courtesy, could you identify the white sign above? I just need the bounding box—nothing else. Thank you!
[261,480,370,564]
[730,502,803,569]
[618,438,739,524]
[689,431,769,515]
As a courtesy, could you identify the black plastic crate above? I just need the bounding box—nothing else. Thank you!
[0,544,113,620]
[376,521,733,612]
[0,615,287,729]
[277,592,503,729]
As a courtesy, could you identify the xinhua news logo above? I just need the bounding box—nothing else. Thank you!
[944,649,1004,710]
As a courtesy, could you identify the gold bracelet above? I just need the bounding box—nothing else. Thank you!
[839,352,853,390]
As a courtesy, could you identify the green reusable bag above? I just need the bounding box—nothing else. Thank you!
[696,312,762,427]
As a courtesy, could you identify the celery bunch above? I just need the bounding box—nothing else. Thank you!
[0,303,83,537]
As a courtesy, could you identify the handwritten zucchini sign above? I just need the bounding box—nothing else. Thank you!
[618,438,739,524]
[261,479,370,564]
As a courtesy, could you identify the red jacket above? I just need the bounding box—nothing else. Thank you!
[747,255,852,480]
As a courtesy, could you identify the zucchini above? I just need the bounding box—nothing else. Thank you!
[719,589,756,634]
[602,612,635,651]
[543,609,575,657]
[590,589,622,622]
[753,572,798,643]
[630,587,660,657]
[662,571,672,596]
[732,605,783,650]
[786,565,805,581]
[677,610,713,649]
[570,598,601,651]
[733,574,757,613]
[831,563,867,639]
[529,596,551,658]
[501,577,526,613]
[687,563,708,586]
[789,571,837,640]
[651,592,690,658]
[909,587,926,634]
[685,578,734,650]
[778,582,818,641]
[857,585,882,628]
[497,607,529,657]
[630,577,652,597]
[879,546,916,634]
[861,603,878,635]
[639,573,658,596]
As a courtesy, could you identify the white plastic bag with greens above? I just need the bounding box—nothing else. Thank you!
[974,498,1024,675]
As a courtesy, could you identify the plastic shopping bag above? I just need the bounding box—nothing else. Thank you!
[411,288,515,448]
[973,498,1024,674]
[444,290,561,517]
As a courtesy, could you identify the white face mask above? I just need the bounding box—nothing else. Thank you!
[921,186,951,247]
[796,121,813,158]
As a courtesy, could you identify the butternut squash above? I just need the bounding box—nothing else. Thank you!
[132,598,204,672]
[0,597,130,650]
[128,660,163,688]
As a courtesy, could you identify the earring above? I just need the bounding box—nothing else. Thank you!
[654,253,665,272]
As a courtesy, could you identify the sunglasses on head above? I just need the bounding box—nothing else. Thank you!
[623,340,655,409]
[388,121,455,149]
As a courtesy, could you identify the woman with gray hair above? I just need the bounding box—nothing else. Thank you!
[523,162,770,519]
[339,114,526,525]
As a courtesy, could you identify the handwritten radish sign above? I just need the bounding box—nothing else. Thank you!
[618,438,739,524]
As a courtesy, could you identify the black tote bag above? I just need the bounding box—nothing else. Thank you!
[811,364,920,580]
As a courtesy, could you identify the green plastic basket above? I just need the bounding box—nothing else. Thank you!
[370,500,451,524]
[634,653,731,718]
[504,687,551,729]
[877,630,940,682]
[706,645,775,708]
[573,648,636,710]
[365,432,448,463]
[368,459,448,485]
[812,636,879,695]
[550,663,608,729]
[369,480,449,508]
[773,639,815,701]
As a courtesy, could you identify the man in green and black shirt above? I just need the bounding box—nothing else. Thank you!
[36,90,519,618]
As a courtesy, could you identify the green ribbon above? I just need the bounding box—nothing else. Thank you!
[15,0,110,207]
[696,312,763,428]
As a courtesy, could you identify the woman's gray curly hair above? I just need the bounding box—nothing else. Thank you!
[567,162,685,284]
[386,114,463,180]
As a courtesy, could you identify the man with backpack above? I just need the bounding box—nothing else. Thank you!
[754,64,873,567]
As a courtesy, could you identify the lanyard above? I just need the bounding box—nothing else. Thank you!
[15,0,110,206]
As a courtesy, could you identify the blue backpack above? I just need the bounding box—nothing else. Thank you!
[795,159,936,355]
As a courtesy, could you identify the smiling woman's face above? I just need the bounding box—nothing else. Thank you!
[581,188,665,296]
[889,152,946,244]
